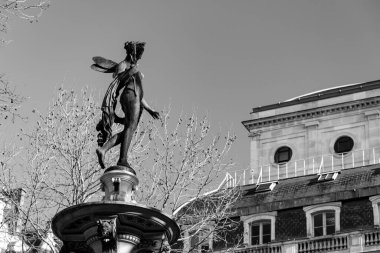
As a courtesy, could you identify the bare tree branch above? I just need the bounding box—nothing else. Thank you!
[1,89,240,253]
[0,0,50,44]
[0,75,25,122]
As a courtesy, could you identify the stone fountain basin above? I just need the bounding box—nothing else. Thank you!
[52,201,180,250]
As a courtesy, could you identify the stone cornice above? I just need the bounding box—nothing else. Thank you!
[242,96,380,131]
[250,80,380,114]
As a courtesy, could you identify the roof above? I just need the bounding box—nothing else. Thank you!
[284,82,360,102]
[236,164,380,216]
[249,79,380,114]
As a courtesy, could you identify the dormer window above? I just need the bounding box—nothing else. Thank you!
[241,212,277,246]
[313,211,335,236]
[318,172,339,182]
[334,136,354,154]
[251,220,271,245]
[303,202,341,237]
[274,146,292,163]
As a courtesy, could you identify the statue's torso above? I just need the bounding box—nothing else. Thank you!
[119,71,143,103]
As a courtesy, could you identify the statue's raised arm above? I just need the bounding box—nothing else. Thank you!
[92,41,160,173]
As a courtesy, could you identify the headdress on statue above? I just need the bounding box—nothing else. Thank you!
[124,41,145,64]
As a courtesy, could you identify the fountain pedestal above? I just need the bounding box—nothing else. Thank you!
[52,166,180,253]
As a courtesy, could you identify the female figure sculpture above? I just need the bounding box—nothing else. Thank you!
[92,42,159,170]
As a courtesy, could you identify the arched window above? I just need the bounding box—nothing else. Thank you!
[274,146,292,163]
[334,136,354,154]
[303,202,341,237]
[241,212,277,246]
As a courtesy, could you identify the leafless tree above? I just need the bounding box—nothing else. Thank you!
[134,107,241,252]
[0,142,58,253]
[0,2,52,251]
[23,87,105,207]
[173,187,243,253]
[0,87,104,253]
[0,75,25,122]
[0,88,240,252]
[0,87,100,253]
[0,0,50,44]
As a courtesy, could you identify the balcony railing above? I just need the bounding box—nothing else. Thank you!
[231,229,380,253]
[298,235,348,253]
[234,244,281,253]
[365,230,380,246]
[222,146,380,188]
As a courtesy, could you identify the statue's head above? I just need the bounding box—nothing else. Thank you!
[124,41,145,64]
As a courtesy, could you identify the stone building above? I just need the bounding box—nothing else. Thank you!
[184,80,380,253]
[0,189,56,253]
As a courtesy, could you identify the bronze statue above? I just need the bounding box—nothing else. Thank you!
[92,41,159,170]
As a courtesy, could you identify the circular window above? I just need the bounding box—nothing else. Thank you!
[274,146,292,164]
[334,136,354,154]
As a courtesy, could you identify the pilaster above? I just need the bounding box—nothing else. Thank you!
[249,131,261,182]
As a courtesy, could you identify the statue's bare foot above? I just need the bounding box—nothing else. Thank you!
[96,148,105,169]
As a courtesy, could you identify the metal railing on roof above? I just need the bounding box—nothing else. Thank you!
[222,146,380,188]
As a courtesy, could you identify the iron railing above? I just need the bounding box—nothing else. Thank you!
[222,146,380,187]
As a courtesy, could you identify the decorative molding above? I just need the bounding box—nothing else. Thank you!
[369,195,380,226]
[120,214,161,229]
[268,142,296,164]
[303,202,341,237]
[249,131,262,138]
[97,218,117,251]
[244,97,380,130]
[118,234,140,245]
[135,239,161,250]
[241,211,277,246]
[304,121,319,128]
[86,235,101,245]
[328,132,358,157]
[364,110,380,119]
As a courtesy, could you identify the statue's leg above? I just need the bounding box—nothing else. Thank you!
[117,92,141,168]
[96,133,123,168]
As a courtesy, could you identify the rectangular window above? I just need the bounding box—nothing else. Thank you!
[326,212,335,235]
[251,224,260,245]
[262,223,271,243]
[251,221,271,245]
[313,213,323,237]
[313,211,335,236]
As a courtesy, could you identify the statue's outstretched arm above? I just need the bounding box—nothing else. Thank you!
[142,98,160,119]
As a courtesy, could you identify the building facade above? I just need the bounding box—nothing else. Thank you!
[0,189,56,253]
[186,80,380,253]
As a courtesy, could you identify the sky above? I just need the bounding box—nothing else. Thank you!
[1,0,380,172]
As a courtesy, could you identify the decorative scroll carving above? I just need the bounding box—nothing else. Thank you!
[97,218,117,251]
[160,239,171,253]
